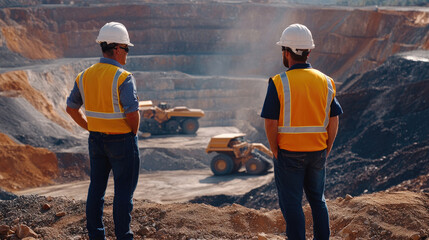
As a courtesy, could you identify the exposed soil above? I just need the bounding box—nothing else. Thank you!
[1,191,428,239]
[0,133,58,192]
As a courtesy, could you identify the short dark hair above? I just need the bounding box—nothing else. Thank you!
[100,42,117,57]
[282,46,309,62]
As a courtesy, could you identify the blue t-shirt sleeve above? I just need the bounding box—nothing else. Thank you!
[66,81,83,109]
[119,74,139,114]
[261,78,280,120]
[330,97,343,117]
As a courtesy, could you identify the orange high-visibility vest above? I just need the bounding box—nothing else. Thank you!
[76,63,132,133]
[272,68,336,152]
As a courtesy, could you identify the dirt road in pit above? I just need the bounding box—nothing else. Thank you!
[16,169,273,203]
[138,126,242,149]
[17,126,273,203]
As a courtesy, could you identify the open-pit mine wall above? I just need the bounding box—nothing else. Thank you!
[0,2,428,79]
[0,2,427,138]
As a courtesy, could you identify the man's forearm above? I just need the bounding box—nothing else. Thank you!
[126,110,140,135]
[264,118,279,159]
[66,106,88,130]
[326,116,339,157]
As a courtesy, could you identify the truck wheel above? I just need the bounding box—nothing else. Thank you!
[245,158,266,175]
[181,118,199,134]
[210,154,234,176]
[140,119,162,134]
[165,120,179,133]
[252,149,273,170]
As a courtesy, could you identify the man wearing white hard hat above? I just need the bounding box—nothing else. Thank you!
[261,23,343,240]
[66,22,140,240]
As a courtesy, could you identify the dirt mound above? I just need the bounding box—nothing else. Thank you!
[328,191,429,239]
[0,191,427,239]
[0,133,58,192]
[326,51,429,198]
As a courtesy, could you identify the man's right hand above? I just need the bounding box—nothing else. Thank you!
[125,110,140,135]
[66,106,88,130]
[273,148,278,159]
[264,118,279,159]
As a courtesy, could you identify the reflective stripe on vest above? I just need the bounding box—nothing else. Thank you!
[85,110,125,119]
[78,70,85,108]
[79,68,126,119]
[112,69,124,113]
[278,71,334,133]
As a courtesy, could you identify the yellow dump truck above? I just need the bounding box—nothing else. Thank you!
[139,100,205,135]
[206,133,273,175]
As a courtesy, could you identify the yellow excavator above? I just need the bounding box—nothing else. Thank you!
[206,133,273,175]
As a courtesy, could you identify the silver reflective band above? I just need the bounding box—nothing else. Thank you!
[85,110,126,119]
[323,75,334,128]
[278,126,327,133]
[280,71,291,127]
[112,69,124,113]
[278,71,334,133]
[78,70,86,107]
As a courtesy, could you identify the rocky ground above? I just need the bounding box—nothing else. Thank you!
[0,190,428,240]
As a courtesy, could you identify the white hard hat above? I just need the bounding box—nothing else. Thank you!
[96,22,134,46]
[276,23,315,54]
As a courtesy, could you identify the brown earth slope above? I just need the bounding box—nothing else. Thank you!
[0,133,58,191]
[0,70,71,131]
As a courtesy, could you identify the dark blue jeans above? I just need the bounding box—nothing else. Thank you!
[86,132,140,240]
[274,148,330,240]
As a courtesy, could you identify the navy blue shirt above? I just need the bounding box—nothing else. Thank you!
[261,63,343,120]
[66,58,139,114]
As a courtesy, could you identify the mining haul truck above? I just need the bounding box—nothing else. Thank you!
[139,100,205,135]
[206,133,273,175]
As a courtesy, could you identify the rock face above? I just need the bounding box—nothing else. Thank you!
[0,58,94,149]
[0,2,427,81]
